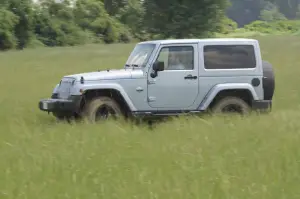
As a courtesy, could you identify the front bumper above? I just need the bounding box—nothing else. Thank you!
[39,95,82,113]
[252,100,272,111]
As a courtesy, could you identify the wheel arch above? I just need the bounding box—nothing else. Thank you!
[80,88,134,117]
[208,89,254,110]
[198,83,258,111]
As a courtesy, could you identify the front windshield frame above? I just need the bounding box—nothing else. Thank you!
[125,43,156,68]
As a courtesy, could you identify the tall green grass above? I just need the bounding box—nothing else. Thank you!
[1,35,300,199]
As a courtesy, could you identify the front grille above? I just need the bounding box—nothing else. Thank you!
[57,78,74,99]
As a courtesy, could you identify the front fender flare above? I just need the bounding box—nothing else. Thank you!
[198,83,259,111]
[79,83,137,112]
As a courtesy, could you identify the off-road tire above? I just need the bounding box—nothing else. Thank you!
[210,96,251,115]
[82,96,123,122]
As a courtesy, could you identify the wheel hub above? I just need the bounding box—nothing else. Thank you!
[95,105,116,121]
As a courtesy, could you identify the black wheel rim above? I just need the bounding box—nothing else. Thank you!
[95,105,117,121]
[221,104,243,114]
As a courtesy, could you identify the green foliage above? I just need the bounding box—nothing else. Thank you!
[143,0,228,39]
[116,0,145,40]
[7,0,35,49]
[101,0,127,16]
[0,8,19,50]
[74,0,132,44]
[217,17,238,34]
[227,0,300,26]
[244,21,274,33]
[26,37,45,49]
[33,0,89,47]
[0,0,134,50]
[260,7,287,21]
[0,0,299,51]
[244,20,300,34]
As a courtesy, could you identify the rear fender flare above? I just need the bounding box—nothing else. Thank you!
[198,83,259,111]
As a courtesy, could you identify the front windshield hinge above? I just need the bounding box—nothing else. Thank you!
[125,64,140,70]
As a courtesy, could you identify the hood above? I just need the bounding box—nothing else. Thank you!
[64,68,144,81]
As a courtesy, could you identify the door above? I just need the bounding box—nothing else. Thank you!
[147,44,199,110]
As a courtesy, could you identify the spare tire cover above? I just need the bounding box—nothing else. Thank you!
[262,60,275,100]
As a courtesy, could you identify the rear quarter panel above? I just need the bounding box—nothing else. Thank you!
[194,40,264,110]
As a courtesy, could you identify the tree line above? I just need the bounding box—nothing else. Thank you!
[0,0,299,51]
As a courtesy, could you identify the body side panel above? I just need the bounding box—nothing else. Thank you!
[146,43,200,110]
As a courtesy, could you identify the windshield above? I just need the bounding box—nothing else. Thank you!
[125,44,156,67]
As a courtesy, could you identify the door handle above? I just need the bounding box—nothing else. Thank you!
[184,74,197,80]
[136,87,143,92]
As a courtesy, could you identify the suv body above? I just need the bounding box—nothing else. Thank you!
[39,38,275,121]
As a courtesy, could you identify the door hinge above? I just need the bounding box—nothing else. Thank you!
[147,79,156,84]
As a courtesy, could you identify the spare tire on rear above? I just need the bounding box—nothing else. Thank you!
[262,60,275,100]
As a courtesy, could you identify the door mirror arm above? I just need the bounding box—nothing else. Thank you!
[150,70,158,78]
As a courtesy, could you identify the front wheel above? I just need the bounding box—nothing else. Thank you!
[82,96,123,122]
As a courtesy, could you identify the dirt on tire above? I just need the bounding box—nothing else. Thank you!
[82,96,123,122]
[211,96,251,115]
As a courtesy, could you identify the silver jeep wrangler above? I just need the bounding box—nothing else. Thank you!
[39,38,275,121]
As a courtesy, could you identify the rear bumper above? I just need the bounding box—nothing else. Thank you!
[252,100,272,111]
[39,95,82,113]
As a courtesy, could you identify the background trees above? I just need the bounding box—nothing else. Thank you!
[0,0,299,50]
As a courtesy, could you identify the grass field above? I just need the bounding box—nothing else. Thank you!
[1,35,300,199]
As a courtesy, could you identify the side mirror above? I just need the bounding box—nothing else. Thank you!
[153,61,164,72]
[150,61,164,78]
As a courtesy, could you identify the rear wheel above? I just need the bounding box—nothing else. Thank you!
[82,96,123,122]
[210,96,251,115]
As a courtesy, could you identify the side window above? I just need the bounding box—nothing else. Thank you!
[157,48,169,68]
[203,45,256,69]
[155,46,194,70]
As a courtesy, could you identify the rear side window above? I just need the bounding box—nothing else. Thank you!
[203,45,256,69]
